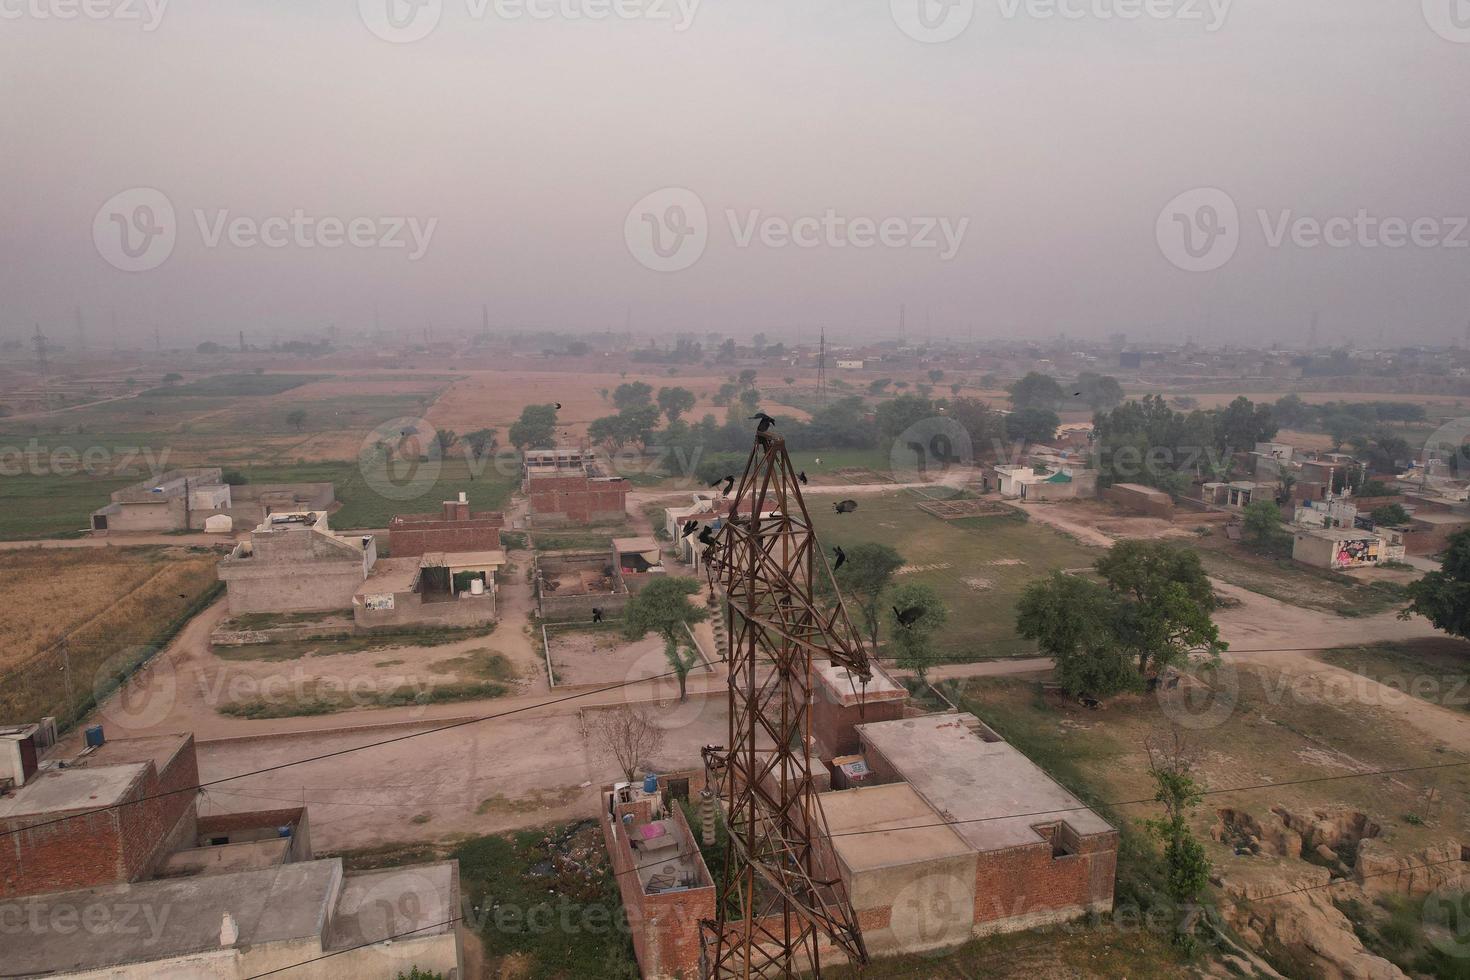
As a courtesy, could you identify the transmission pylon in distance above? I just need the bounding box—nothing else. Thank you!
[699,431,873,979]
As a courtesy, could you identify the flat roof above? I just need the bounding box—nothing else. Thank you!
[0,763,147,819]
[612,536,660,553]
[359,557,420,594]
[442,549,508,568]
[325,862,458,949]
[858,715,1113,852]
[820,783,971,871]
[0,859,342,975]
[1298,527,1380,541]
[814,660,907,706]
[1411,512,1470,525]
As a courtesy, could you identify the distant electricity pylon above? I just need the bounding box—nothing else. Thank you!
[699,433,871,978]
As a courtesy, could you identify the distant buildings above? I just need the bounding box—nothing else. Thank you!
[90,467,333,535]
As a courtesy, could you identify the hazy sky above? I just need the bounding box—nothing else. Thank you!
[2,1,1467,347]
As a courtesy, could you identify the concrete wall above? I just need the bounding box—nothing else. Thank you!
[1102,484,1174,518]
[99,499,185,532]
[219,561,367,615]
[353,592,497,630]
[1,737,200,899]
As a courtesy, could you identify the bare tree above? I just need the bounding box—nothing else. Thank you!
[587,705,665,783]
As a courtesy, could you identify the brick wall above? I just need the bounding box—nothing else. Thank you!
[971,828,1117,928]
[528,475,629,525]
[388,509,505,557]
[0,738,200,899]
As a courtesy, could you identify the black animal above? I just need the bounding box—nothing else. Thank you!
[749,412,776,433]
[681,519,700,538]
[697,526,717,547]
[722,475,735,495]
[798,470,808,485]
[893,605,924,628]
[833,499,858,514]
[554,402,562,409]
[592,608,603,623]
[832,546,846,571]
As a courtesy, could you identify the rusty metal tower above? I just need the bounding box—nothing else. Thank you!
[699,432,872,979]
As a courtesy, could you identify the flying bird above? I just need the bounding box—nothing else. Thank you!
[832,546,846,571]
[833,499,858,514]
[554,403,562,409]
[798,470,808,485]
[722,475,735,495]
[681,519,700,538]
[894,605,924,629]
[749,412,776,432]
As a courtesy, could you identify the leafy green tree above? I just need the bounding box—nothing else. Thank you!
[875,394,934,440]
[1016,573,1136,697]
[1370,503,1409,526]
[1004,408,1059,445]
[463,428,498,459]
[1007,372,1064,411]
[508,403,558,449]
[868,378,892,395]
[1272,393,1310,429]
[1072,371,1124,410]
[657,386,696,423]
[738,369,758,387]
[285,409,307,431]
[833,543,905,647]
[613,381,653,410]
[1218,395,1278,451]
[947,397,1001,455]
[434,428,458,454]
[1143,733,1211,946]
[737,388,761,411]
[1095,541,1224,678]
[888,582,947,681]
[622,576,709,701]
[1241,499,1282,545]
[928,369,944,383]
[1403,528,1470,638]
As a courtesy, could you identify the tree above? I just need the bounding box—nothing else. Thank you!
[588,705,666,783]
[434,429,458,454]
[737,388,761,411]
[1095,541,1223,678]
[928,369,944,383]
[508,403,558,449]
[1007,372,1064,411]
[1403,528,1470,638]
[1241,499,1282,545]
[1370,503,1409,526]
[1004,408,1059,445]
[875,395,934,440]
[161,372,183,383]
[1016,573,1137,697]
[464,428,498,459]
[285,409,307,431]
[737,368,758,388]
[832,543,905,647]
[613,381,653,410]
[888,583,947,682]
[948,397,1001,455]
[1144,731,1211,945]
[868,378,892,395]
[622,576,709,701]
[1218,395,1278,451]
[1072,372,1124,411]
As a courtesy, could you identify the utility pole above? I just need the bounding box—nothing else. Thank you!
[816,327,828,407]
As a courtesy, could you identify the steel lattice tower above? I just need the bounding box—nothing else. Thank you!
[699,432,872,979]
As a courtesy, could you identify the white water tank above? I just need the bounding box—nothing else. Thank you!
[469,578,486,596]
[204,515,233,534]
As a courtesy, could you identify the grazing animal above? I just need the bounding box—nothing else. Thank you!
[749,412,776,433]
[798,470,808,485]
[833,499,858,514]
[592,608,603,623]
[681,519,700,538]
[832,546,846,571]
[894,605,924,628]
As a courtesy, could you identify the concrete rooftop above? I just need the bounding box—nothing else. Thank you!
[858,715,1113,852]
[820,782,971,872]
[815,660,907,707]
[325,862,457,950]
[0,763,147,819]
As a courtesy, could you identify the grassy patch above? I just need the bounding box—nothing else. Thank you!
[217,677,509,718]
[534,529,622,553]
[428,648,519,682]
[1196,542,1409,617]
[211,624,494,661]
[0,470,140,539]
[1320,639,1470,714]
[1338,893,1470,978]
[142,373,328,397]
[808,490,1102,660]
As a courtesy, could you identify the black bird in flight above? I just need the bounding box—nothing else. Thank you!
[697,526,718,547]
[722,475,735,495]
[710,475,732,490]
[833,499,858,514]
[832,546,846,571]
[749,412,776,432]
[894,605,924,628]
[591,607,603,623]
[554,402,563,409]
[681,519,700,538]
[798,470,808,485]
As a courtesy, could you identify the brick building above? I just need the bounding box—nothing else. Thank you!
[90,467,334,535]
[523,448,629,526]
[388,492,505,557]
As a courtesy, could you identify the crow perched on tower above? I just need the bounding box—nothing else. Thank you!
[697,526,718,547]
[749,412,776,433]
[681,519,700,538]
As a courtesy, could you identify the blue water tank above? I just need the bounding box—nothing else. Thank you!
[642,773,659,794]
[84,725,105,748]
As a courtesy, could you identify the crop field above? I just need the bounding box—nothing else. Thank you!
[808,490,1102,661]
[0,545,223,727]
[141,373,329,397]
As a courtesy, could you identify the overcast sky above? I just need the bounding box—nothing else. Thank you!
[1,1,1467,348]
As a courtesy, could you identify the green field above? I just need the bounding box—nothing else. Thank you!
[0,470,140,538]
[1195,541,1409,617]
[142,373,329,397]
[809,490,1102,661]
[1321,639,1470,714]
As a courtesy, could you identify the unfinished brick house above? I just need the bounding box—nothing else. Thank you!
[387,491,505,557]
[523,448,628,526]
[216,511,376,614]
